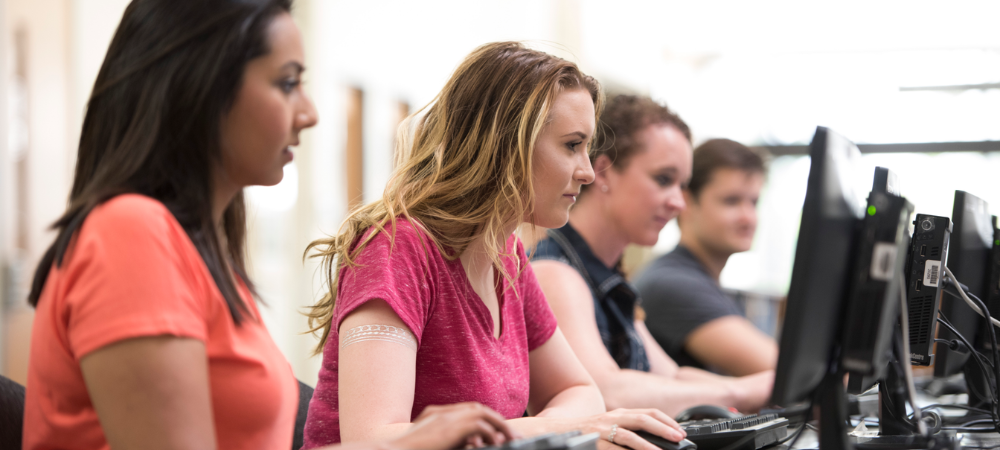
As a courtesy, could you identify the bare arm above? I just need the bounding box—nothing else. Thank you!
[531,260,771,415]
[635,320,678,378]
[80,336,216,450]
[497,268,686,449]
[684,316,778,377]
[508,328,686,449]
[525,328,606,418]
[337,300,420,443]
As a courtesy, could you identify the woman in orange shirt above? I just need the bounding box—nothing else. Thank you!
[21,1,514,449]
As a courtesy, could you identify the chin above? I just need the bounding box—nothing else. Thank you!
[631,230,660,247]
[532,211,569,229]
[262,169,285,186]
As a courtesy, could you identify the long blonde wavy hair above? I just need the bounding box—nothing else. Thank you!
[306,42,603,352]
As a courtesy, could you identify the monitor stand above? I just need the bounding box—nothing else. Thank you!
[814,346,960,449]
[850,360,959,449]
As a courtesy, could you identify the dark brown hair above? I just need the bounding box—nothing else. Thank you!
[588,94,690,189]
[28,0,294,324]
[687,138,767,201]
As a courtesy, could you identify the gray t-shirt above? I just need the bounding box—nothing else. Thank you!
[633,245,742,371]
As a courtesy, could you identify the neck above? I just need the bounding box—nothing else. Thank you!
[460,223,517,280]
[568,193,631,268]
[678,232,730,282]
[212,169,241,229]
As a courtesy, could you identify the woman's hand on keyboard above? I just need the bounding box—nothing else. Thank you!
[388,402,520,450]
[580,408,686,450]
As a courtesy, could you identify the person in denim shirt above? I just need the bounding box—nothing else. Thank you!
[531,95,772,417]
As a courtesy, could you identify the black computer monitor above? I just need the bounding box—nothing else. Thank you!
[843,167,914,394]
[771,126,866,406]
[935,191,995,378]
[989,217,1000,322]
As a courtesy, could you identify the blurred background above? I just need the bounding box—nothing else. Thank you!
[1,0,998,386]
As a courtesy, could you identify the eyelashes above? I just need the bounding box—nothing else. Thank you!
[278,78,301,93]
[654,175,674,187]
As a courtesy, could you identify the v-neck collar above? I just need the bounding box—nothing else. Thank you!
[453,259,506,343]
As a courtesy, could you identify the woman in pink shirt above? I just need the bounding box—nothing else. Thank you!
[303,42,686,450]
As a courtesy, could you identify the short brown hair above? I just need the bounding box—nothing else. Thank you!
[591,95,690,175]
[687,138,767,200]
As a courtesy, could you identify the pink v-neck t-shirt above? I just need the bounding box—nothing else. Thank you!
[303,218,558,448]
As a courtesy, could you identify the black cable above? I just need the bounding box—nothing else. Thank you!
[961,419,997,427]
[715,431,757,450]
[937,315,995,379]
[969,287,1000,431]
[924,410,944,434]
[938,311,994,370]
[784,398,814,450]
[920,403,992,415]
[936,313,999,429]
[942,426,998,432]
[944,274,1000,431]
[773,422,807,446]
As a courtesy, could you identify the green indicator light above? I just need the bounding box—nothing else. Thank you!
[867,205,877,216]
[996,239,999,246]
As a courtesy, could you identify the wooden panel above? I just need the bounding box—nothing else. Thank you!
[346,88,364,210]
[392,101,410,169]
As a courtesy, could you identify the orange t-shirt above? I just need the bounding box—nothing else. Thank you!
[23,194,297,450]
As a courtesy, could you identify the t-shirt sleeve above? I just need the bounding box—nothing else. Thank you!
[62,197,208,360]
[334,222,435,343]
[515,241,558,351]
[635,265,741,355]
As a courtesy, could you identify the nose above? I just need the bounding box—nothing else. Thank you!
[741,201,758,226]
[666,186,686,213]
[576,152,595,186]
[295,91,319,131]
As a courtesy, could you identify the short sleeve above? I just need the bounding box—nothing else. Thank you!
[514,241,558,351]
[334,221,435,343]
[636,265,741,355]
[62,196,209,360]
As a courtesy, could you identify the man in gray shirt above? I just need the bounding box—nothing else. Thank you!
[634,139,778,376]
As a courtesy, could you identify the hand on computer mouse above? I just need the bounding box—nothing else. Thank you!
[387,402,519,450]
[574,408,686,450]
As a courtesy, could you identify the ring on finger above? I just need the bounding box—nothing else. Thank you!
[608,424,618,444]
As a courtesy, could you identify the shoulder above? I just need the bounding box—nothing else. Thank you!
[531,259,590,300]
[650,247,699,271]
[343,217,449,281]
[532,259,585,284]
[76,194,186,252]
[87,194,177,231]
[635,250,706,287]
[357,216,439,258]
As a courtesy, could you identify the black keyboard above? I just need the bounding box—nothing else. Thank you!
[680,413,790,450]
[479,431,600,450]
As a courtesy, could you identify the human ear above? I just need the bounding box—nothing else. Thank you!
[592,155,614,188]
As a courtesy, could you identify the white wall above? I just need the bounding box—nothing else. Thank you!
[0,0,9,375]
[1,0,75,384]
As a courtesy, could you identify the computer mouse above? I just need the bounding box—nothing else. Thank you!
[674,404,740,422]
[633,430,697,450]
